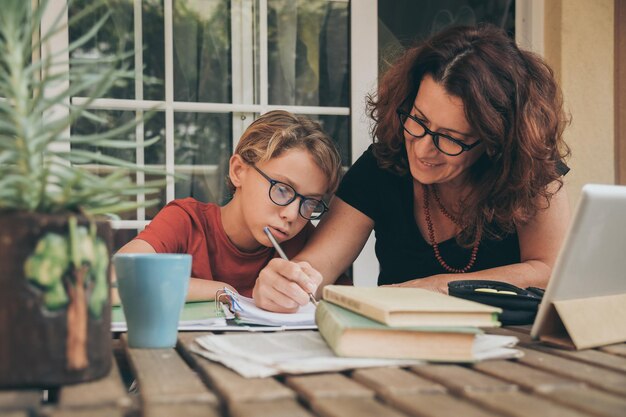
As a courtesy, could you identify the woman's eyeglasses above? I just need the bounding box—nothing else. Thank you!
[396,109,481,156]
[252,165,329,220]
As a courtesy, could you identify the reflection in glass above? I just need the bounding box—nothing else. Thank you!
[267,0,349,107]
[174,112,232,205]
[173,0,232,103]
[69,0,135,100]
[378,0,515,73]
[303,114,350,167]
[113,228,140,252]
[71,110,166,220]
[143,0,166,101]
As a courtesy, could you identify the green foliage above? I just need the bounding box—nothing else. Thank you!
[25,233,71,310]
[0,0,168,215]
[88,234,109,317]
[24,218,109,317]
[24,234,69,288]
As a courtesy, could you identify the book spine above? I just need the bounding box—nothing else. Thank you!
[324,290,386,324]
[315,301,345,355]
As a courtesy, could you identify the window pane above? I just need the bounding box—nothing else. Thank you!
[71,110,136,162]
[72,110,166,163]
[71,110,166,220]
[143,0,166,101]
[174,112,232,205]
[113,228,141,252]
[267,0,349,107]
[303,114,350,167]
[173,0,232,103]
[378,1,515,72]
[69,0,135,100]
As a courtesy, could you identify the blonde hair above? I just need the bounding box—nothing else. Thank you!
[227,110,342,195]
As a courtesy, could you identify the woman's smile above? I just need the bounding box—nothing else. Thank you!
[418,158,444,169]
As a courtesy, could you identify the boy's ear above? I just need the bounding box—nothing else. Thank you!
[229,154,248,188]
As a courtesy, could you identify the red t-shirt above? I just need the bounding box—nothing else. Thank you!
[136,198,314,297]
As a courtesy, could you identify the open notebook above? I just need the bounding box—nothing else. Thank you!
[221,288,316,327]
[112,293,316,332]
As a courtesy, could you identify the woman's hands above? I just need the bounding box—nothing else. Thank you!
[253,258,323,313]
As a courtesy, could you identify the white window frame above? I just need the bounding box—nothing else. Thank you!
[515,0,545,56]
[47,0,350,231]
[350,0,378,286]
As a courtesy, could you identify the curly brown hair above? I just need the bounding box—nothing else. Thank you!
[368,24,570,247]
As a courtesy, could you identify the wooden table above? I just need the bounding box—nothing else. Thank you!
[2,327,626,417]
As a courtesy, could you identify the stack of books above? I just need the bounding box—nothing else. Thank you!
[316,286,521,362]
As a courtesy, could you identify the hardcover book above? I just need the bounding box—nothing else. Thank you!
[315,301,519,362]
[323,285,501,327]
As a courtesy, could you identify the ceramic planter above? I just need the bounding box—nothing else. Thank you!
[0,212,112,387]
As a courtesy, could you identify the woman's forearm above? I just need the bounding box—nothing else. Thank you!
[394,260,552,293]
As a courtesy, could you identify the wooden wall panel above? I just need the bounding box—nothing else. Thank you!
[616,0,626,184]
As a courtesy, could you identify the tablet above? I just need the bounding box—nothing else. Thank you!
[531,184,626,339]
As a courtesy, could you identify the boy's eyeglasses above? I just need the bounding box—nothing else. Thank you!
[252,165,329,220]
[396,109,481,156]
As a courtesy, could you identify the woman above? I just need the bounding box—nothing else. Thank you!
[253,24,571,313]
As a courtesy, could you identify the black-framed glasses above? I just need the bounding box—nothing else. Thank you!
[252,165,329,220]
[396,109,481,156]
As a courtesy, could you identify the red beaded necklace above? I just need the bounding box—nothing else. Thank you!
[422,184,480,273]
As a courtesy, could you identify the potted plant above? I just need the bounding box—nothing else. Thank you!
[0,0,166,386]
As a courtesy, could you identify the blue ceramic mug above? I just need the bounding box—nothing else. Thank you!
[113,253,192,348]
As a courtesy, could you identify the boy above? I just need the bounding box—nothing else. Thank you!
[117,111,342,306]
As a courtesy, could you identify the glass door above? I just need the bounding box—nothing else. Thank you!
[59,0,351,251]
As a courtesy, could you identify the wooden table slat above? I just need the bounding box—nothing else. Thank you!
[285,374,374,403]
[45,407,125,417]
[310,397,408,417]
[383,393,501,417]
[505,325,532,334]
[528,345,626,373]
[0,390,40,411]
[143,403,221,417]
[542,387,626,417]
[465,391,593,417]
[489,326,626,373]
[351,367,446,396]
[517,348,626,396]
[472,360,586,393]
[121,334,218,406]
[0,412,30,417]
[178,332,296,404]
[410,364,518,394]
[598,343,626,357]
[485,327,535,344]
[56,354,132,410]
[230,399,315,417]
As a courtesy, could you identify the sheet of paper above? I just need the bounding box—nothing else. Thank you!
[193,330,422,378]
[472,334,523,361]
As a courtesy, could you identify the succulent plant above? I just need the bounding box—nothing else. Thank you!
[0,0,172,373]
[0,0,166,215]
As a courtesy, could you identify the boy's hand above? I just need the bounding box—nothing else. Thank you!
[253,258,322,313]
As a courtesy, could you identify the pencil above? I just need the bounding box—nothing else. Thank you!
[263,226,319,306]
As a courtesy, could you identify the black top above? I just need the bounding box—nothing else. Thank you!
[336,146,569,286]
